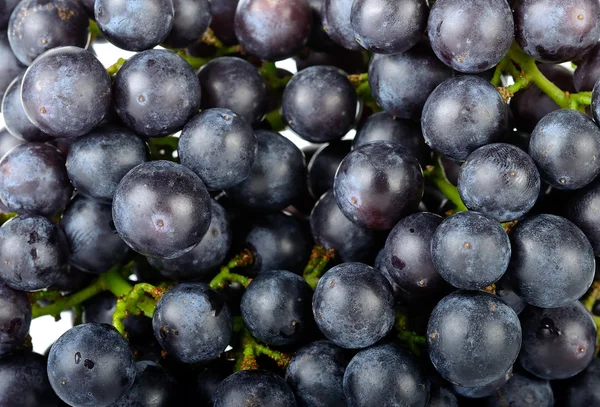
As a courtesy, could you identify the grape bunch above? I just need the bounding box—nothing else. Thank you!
[3,0,600,406]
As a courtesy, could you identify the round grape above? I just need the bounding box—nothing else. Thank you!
[484,372,554,407]
[113,361,176,407]
[1,75,50,142]
[565,358,600,406]
[0,30,24,102]
[307,140,351,199]
[0,283,31,356]
[209,0,239,46]
[574,42,600,92]
[322,0,361,50]
[213,370,296,407]
[162,0,211,49]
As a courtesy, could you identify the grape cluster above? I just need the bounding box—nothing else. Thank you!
[3,0,600,406]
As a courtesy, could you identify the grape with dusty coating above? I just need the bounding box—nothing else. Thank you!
[0,283,31,355]
[322,0,361,50]
[212,370,297,407]
[162,0,211,49]
[1,75,50,142]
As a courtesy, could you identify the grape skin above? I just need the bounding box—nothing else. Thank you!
[212,370,297,407]
[484,372,554,407]
[162,0,211,49]
[322,0,362,50]
[0,30,23,102]
[0,283,31,356]
[1,75,50,142]
[307,140,351,199]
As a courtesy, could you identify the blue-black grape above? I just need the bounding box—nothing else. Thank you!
[514,0,600,63]
[0,0,19,29]
[306,0,338,51]
[48,323,136,406]
[8,0,89,66]
[51,265,94,293]
[565,357,600,406]
[213,369,297,407]
[209,0,239,46]
[0,283,31,355]
[226,130,306,211]
[322,0,361,50]
[484,372,554,407]
[333,141,423,230]
[307,140,351,199]
[162,0,211,49]
[0,215,68,291]
[152,283,232,363]
[112,49,201,137]
[112,160,212,259]
[574,42,600,92]
[282,66,357,143]
[21,46,111,138]
[312,262,395,349]
[452,368,512,399]
[285,340,349,407]
[179,108,257,191]
[113,361,176,407]
[0,128,24,158]
[95,0,174,51]
[427,0,514,73]
[568,177,600,255]
[495,275,526,315]
[368,44,452,119]
[234,0,312,61]
[198,57,268,125]
[421,76,507,161]
[427,382,458,407]
[1,75,50,142]
[60,196,129,274]
[506,214,595,308]
[458,143,541,222]
[427,291,522,387]
[350,0,428,54]
[0,30,24,102]
[343,342,430,407]
[65,126,150,203]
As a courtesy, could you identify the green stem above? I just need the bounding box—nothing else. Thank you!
[265,109,286,131]
[259,62,291,90]
[583,281,600,312]
[112,283,163,336]
[107,58,127,76]
[395,310,426,356]
[0,212,17,226]
[303,246,336,290]
[89,20,101,37]
[423,156,468,213]
[348,73,368,88]
[235,328,291,371]
[209,249,254,290]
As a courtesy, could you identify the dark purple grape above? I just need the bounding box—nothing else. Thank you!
[368,44,452,119]
[47,323,137,406]
[182,365,229,406]
[427,383,458,407]
[458,143,541,222]
[306,0,338,51]
[226,130,306,211]
[282,66,357,143]
[0,283,31,356]
[0,0,19,30]
[147,199,231,281]
[0,128,24,158]
[1,75,50,142]
[113,361,176,407]
[312,262,395,349]
[422,76,508,160]
[452,368,512,399]
[333,141,424,230]
[574,42,600,91]
[427,291,522,387]
[65,126,150,203]
[152,283,232,363]
[178,108,257,191]
[495,275,526,315]
[0,30,24,102]
[514,0,600,63]
[21,46,111,138]
[506,214,595,308]
[209,0,239,45]
[351,0,428,54]
[163,0,211,49]
[234,0,312,61]
[50,265,93,293]
[198,57,268,125]
[530,109,600,190]
[568,177,600,255]
[285,341,349,407]
[565,358,600,406]
[307,140,351,199]
[322,0,361,50]
[0,215,68,291]
[112,160,212,259]
[519,301,597,380]
[484,372,554,407]
[82,291,116,325]
[213,370,296,407]
[427,0,513,73]
[95,0,174,51]
[113,49,201,137]
[8,0,89,66]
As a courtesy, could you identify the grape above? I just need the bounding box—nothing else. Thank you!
[495,275,526,315]
[421,76,508,161]
[530,109,600,190]
[285,341,349,407]
[514,0,600,63]
[162,0,211,49]
[306,0,338,51]
[310,190,379,263]
[282,66,357,143]
[0,351,62,406]
[60,196,130,274]
[51,266,93,293]
[519,301,597,380]
[380,212,449,303]
[427,0,514,73]
[368,44,452,119]
[241,270,314,346]
[47,323,137,407]
[147,199,231,281]
[343,343,430,407]
[226,130,306,211]
[0,128,24,159]
[568,177,600,255]
[213,370,297,407]
[507,214,594,308]
[312,262,395,349]
[484,372,554,407]
[322,0,361,50]
[333,141,424,230]
[8,0,89,66]
[65,126,150,203]
[0,283,31,355]
[1,75,50,142]
[354,112,428,165]
[113,49,201,138]
[183,365,230,406]
[452,368,511,399]
[427,291,522,387]
[152,283,232,363]
[234,0,312,61]
[0,0,19,29]
[113,361,176,407]
[590,78,600,126]
[0,30,24,102]
[574,42,600,91]
[209,0,239,46]
[21,46,111,138]
[458,143,541,222]
[94,0,174,51]
[427,383,458,407]
[198,57,268,125]
[350,0,428,54]
[565,358,600,406]
[179,108,257,191]
[307,140,351,199]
